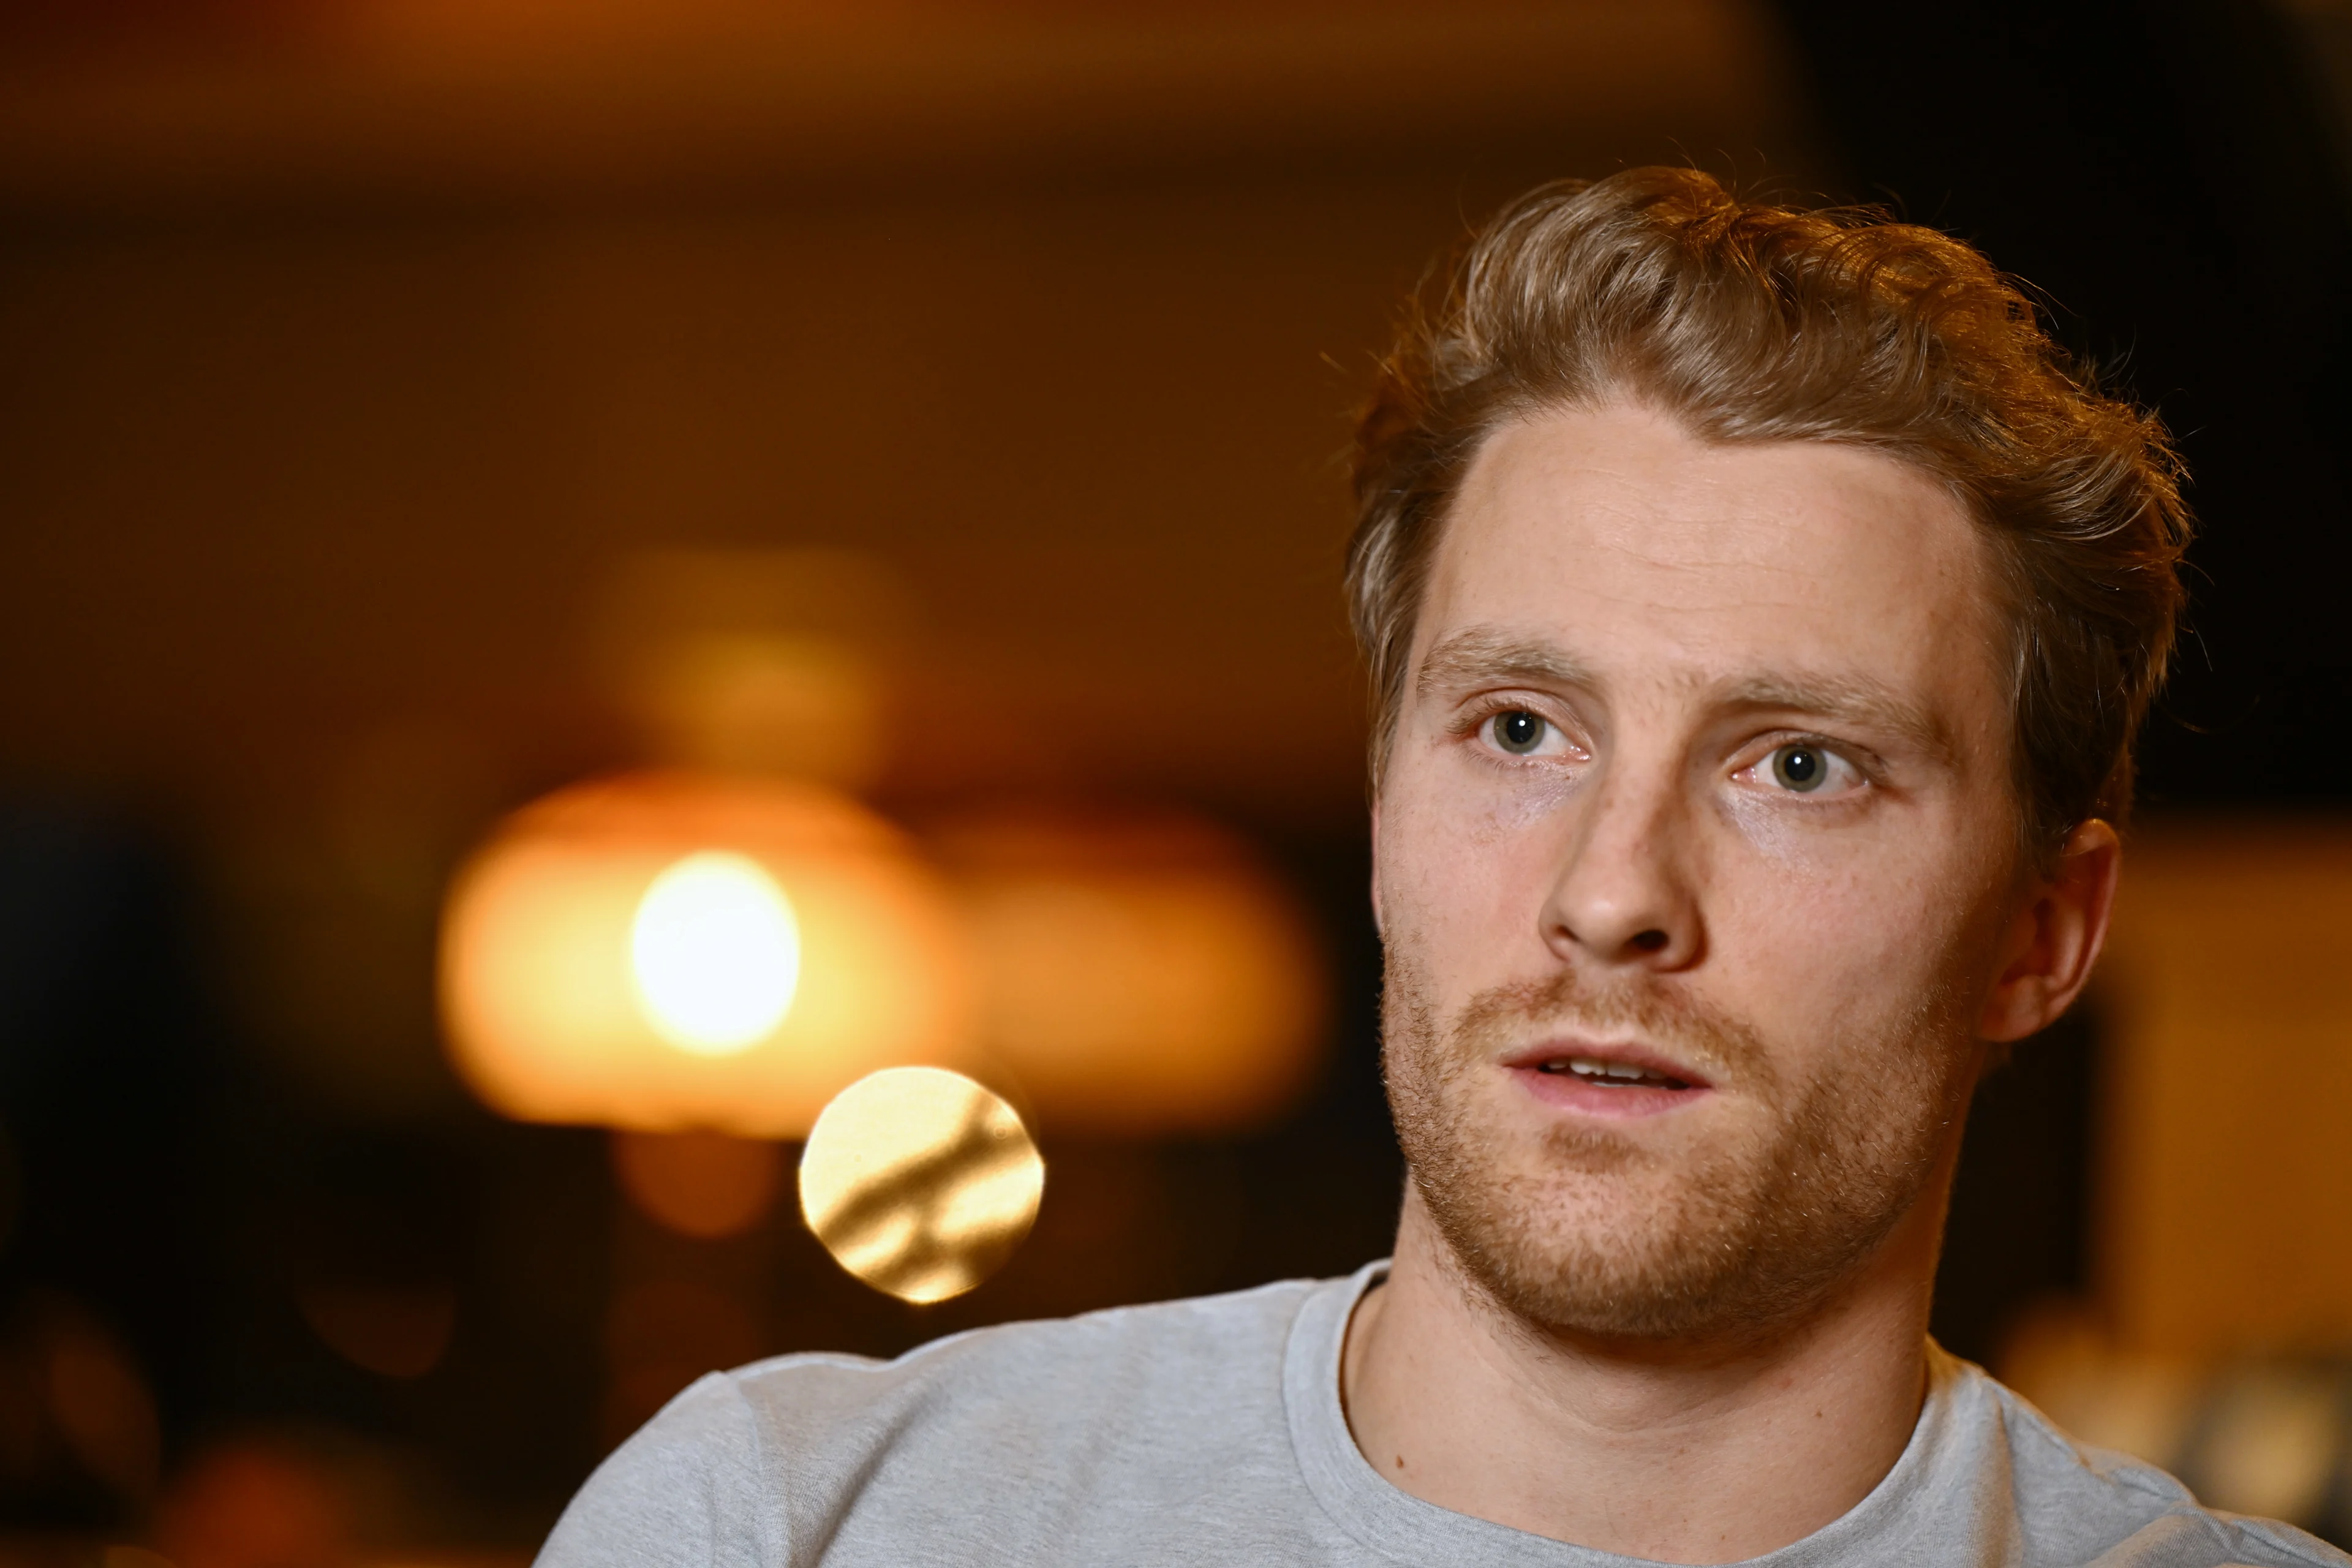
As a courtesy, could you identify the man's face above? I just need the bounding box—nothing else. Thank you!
[1374,402,2024,1343]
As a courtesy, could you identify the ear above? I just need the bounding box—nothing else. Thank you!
[1367,799,1386,938]
[1978,818,2122,1043]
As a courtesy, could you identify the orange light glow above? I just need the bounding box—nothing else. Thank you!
[296,1284,457,1379]
[611,1128,783,1239]
[156,1442,353,1568]
[439,771,976,1137]
[933,810,1328,1134]
[629,850,802,1055]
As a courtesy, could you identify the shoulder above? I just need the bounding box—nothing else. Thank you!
[735,1273,1318,1427]
[1948,1355,2350,1568]
[535,1276,1332,1568]
[534,1365,777,1568]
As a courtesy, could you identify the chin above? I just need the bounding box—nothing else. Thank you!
[1418,1160,1814,1343]
[1404,1089,1936,1346]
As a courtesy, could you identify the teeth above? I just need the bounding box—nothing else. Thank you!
[1531,1056,1694,1088]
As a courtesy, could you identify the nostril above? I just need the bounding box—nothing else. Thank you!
[1629,929,1669,954]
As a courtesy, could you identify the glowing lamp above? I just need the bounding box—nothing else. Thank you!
[439,772,974,1137]
[933,811,1328,1134]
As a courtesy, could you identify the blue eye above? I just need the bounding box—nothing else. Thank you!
[1492,710,1546,755]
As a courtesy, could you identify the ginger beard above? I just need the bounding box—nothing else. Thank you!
[1383,951,1980,1344]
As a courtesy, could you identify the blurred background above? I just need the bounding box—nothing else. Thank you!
[1,0,2350,1561]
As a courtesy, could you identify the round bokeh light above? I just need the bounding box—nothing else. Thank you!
[798,1067,1044,1304]
[628,850,801,1055]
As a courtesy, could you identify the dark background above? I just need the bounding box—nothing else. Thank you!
[0,0,2346,1553]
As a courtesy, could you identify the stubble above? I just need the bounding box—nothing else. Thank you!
[1384,954,1971,1345]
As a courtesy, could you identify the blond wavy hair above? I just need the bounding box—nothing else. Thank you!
[1346,167,2191,858]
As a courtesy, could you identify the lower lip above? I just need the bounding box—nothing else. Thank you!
[1509,1065,1711,1120]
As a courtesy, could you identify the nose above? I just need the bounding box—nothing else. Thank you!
[1539,755,1704,971]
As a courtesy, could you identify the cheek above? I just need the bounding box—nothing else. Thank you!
[1376,767,1570,956]
[1717,791,1826,869]
[1709,848,1988,1058]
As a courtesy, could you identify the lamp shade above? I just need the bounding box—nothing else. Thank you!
[439,771,974,1137]
[932,810,1327,1134]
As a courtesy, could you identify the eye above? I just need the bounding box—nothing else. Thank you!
[1772,744,1824,791]
[1764,742,1858,796]
[1489,709,1549,755]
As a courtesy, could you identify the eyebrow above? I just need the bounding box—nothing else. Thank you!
[1716,674,1958,766]
[1414,628,1959,764]
[1414,629,1594,699]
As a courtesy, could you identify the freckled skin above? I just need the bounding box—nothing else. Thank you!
[1343,403,2120,1564]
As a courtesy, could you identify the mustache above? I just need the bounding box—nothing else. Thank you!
[1446,967,1781,1095]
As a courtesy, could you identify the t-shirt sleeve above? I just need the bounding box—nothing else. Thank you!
[535,1373,777,1568]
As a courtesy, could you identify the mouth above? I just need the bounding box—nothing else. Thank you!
[1502,1042,1713,1119]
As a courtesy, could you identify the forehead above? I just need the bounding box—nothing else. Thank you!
[1419,404,2005,707]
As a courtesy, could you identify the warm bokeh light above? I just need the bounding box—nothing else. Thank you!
[156,1442,355,1568]
[611,1128,783,1240]
[439,772,976,1137]
[933,810,1329,1134]
[798,1066,1044,1305]
[2095,824,2352,1359]
[598,549,912,790]
[629,850,801,1056]
[37,1305,160,1509]
[296,1284,457,1380]
[1999,1300,2352,1534]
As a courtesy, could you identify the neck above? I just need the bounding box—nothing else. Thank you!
[1341,1176,1950,1564]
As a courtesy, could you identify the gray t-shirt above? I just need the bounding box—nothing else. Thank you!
[538,1262,2345,1567]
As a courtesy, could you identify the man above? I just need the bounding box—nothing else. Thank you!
[538,169,2343,1566]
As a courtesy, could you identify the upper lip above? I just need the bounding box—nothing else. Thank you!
[1501,1039,1713,1090]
